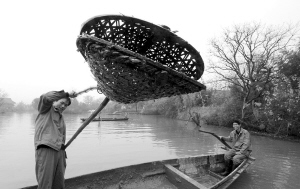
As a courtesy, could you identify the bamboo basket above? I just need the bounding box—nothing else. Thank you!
[76,15,206,104]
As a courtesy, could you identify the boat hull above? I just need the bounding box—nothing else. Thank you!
[23,153,255,189]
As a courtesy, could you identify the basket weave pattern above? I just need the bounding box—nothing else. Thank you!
[80,15,204,80]
[77,36,206,104]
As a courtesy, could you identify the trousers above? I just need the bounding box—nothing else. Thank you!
[35,146,66,189]
[224,149,250,165]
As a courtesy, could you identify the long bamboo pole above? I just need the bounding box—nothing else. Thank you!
[198,129,232,149]
[64,97,110,149]
[188,110,232,149]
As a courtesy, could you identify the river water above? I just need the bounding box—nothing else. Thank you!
[0,112,299,189]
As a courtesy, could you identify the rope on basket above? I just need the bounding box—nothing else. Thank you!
[66,15,207,148]
[77,35,206,103]
[77,15,206,104]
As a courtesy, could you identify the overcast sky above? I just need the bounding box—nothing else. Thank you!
[0,0,299,104]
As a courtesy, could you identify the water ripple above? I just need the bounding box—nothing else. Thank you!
[1,113,300,189]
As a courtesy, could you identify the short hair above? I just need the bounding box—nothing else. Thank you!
[64,97,71,106]
[233,119,241,125]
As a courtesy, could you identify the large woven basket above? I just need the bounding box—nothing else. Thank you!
[77,15,206,104]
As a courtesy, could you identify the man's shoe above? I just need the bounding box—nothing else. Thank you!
[220,159,233,176]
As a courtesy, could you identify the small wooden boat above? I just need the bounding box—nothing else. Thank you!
[23,153,255,189]
[80,117,129,122]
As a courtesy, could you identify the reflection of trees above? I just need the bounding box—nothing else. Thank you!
[0,113,37,136]
[273,158,290,188]
[121,115,223,157]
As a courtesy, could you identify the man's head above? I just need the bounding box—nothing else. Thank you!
[232,119,242,132]
[53,97,71,113]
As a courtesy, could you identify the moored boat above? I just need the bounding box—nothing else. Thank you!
[23,153,255,189]
[80,117,129,122]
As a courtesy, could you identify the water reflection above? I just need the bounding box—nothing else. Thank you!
[230,135,300,189]
[0,113,300,189]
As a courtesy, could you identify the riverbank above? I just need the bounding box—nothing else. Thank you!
[173,106,300,143]
[249,130,300,143]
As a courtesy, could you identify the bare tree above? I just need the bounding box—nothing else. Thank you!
[208,22,299,119]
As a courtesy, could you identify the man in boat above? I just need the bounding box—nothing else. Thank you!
[34,90,77,189]
[219,119,252,176]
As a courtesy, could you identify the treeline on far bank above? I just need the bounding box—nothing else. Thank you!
[8,82,298,142]
[139,86,300,139]
[8,84,300,139]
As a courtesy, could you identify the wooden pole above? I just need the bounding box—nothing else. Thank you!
[188,110,232,149]
[64,97,110,149]
[198,129,232,149]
